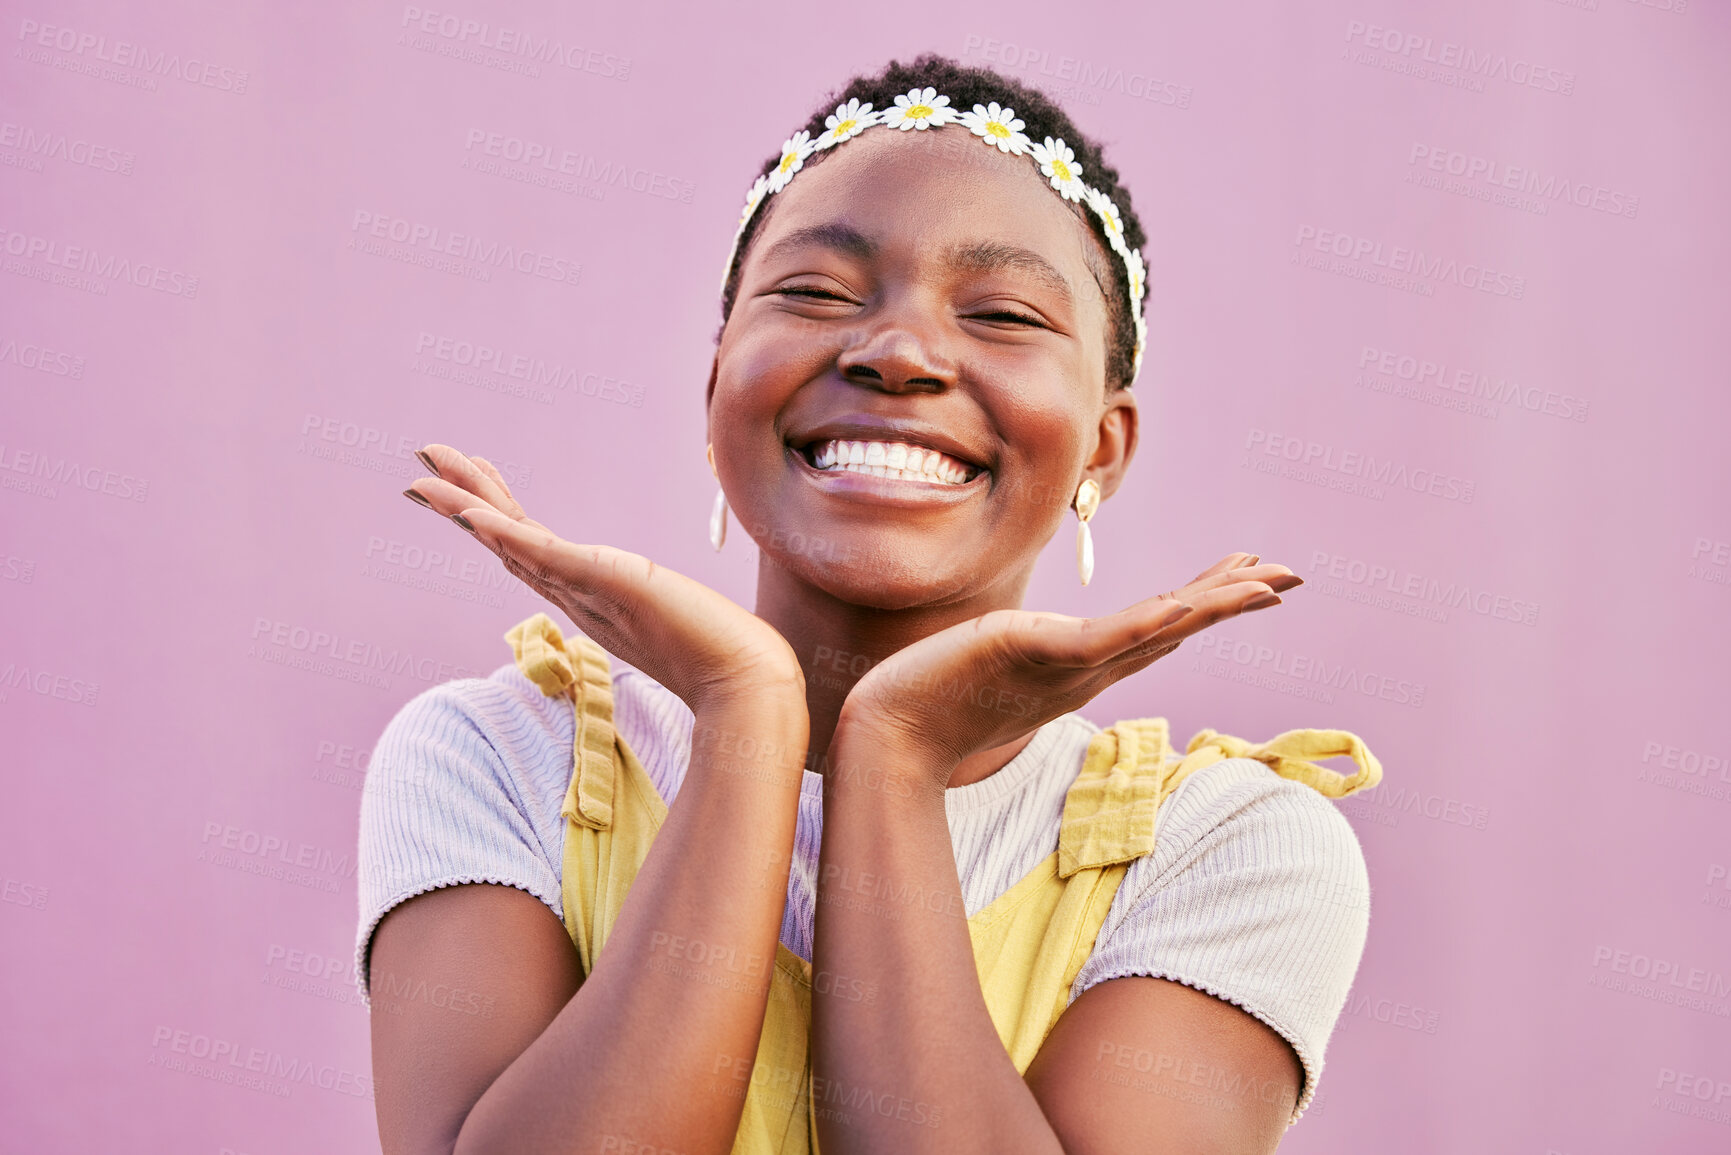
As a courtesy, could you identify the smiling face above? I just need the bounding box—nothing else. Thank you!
[708,127,1138,611]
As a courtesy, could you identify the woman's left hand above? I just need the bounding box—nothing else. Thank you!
[837,552,1302,786]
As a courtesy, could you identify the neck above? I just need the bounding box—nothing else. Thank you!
[753,556,1042,789]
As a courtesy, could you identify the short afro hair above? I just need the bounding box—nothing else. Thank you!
[718,53,1148,394]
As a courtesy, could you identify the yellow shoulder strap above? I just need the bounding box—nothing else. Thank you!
[504,612,619,830]
[1180,725,1382,798]
[1058,717,1382,877]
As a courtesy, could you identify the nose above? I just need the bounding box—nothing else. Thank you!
[835,314,957,394]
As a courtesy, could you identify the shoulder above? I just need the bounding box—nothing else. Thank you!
[354,661,581,1005]
[1149,757,1368,890]
[373,659,574,757]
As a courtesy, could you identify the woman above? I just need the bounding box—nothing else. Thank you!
[359,54,1377,1155]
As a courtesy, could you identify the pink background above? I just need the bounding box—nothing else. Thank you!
[3,1,1728,1152]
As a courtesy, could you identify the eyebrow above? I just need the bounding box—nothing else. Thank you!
[761,224,1075,307]
[942,240,1074,308]
[761,223,877,266]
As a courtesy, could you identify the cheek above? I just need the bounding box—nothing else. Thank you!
[987,390,1094,525]
[720,315,842,408]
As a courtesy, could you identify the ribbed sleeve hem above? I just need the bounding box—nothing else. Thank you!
[352,874,564,1011]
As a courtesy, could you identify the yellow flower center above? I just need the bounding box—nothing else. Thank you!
[906,103,934,120]
[1051,158,1072,182]
[779,151,798,174]
[834,118,856,137]
[986,121,1010,139]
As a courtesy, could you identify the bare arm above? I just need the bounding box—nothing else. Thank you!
[369,695,808,1155]
[370,443,814,1155]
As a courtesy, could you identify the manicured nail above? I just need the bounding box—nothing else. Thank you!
[1243,554,1261,566]
[451,512,476,533]
[415,449,441,476]
[1244,592,1282,611]
[1160,603,1196,626]
[1269,575,1304,592]
[402,488,432,508]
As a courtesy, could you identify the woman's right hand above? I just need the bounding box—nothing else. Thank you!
[403,443,804,715]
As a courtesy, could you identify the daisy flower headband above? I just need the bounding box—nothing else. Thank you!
[721,88,1149,384]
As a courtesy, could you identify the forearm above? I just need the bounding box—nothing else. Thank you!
[456,696,808,1155]
[811,725,1065,1155]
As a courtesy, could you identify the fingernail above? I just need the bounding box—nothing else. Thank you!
[402,488,432,508]
[415,449,441,476]
[1270,575,1304,592]
[1244,592,1282,612]
[1161,603,1196,626]
[1243,554,1261,566]
[451,512,476,533]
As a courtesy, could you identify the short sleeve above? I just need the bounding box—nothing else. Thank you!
[352,666,574,1009]
[1070,759,1371,1124]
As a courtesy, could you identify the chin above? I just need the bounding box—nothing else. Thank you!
[757,531,989,612]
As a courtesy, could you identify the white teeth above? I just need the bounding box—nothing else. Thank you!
[805,438,978,485]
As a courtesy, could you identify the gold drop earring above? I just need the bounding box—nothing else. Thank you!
[707,443,728,551]
[1074,478,1101,585]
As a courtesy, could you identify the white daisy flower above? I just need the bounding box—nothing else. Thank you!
[883,87,956,131]
[958,101,1029,154]
[738,173,770,228]
[1030,136,1085,201]
[766,130,816,194]
[1122,247,1147,304]
[816,98,880,150]
[1086,186,1128,256]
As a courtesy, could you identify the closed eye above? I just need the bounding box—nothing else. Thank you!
[775,287,852,302]
[972,309,1046,327]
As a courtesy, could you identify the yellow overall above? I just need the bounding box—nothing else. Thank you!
[505,612,1382,1149]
